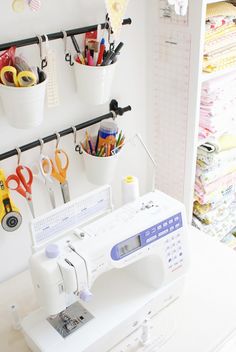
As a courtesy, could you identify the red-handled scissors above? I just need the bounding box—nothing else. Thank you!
[6,165,35,218]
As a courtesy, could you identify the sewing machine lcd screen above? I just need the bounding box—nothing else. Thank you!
[117,235,141,257]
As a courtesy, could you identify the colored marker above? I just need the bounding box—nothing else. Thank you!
[97,38,106,66]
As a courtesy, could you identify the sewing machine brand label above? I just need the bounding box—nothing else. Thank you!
[111,213,183,260]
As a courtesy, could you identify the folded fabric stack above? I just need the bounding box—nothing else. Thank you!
[194,130,236,247]
[198,71,236,142]
[203,2,236,73]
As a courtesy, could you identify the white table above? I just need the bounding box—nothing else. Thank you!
[1,226,236,352]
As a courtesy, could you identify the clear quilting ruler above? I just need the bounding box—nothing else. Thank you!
[30,185,112,250]
[159,0,188,25]
[153,29,191,201]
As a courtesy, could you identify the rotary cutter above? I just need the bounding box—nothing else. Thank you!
[0,169,22,232]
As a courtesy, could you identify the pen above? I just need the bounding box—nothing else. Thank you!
[101,42,124,66]
[88,139,93,154]
[87,49,94,66]
[97,38,106,66]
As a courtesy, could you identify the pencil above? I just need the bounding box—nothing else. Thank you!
[116,130,122,147]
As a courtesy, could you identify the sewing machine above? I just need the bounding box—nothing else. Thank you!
[21,190,189,352]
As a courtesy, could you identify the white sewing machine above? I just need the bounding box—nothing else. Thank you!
[21,190,189,352]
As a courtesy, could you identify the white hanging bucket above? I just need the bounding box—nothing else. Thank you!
[0,77,47,129]
[81,137,122,185]
[74,59,117,105]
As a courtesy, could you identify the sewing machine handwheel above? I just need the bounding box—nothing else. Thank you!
[2,211,22,232]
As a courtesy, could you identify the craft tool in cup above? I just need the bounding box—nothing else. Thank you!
[43,149,70,203]
[6,165,35,218]
[97,121,118,150]
[0,169,22,232]
[0,66,37,87]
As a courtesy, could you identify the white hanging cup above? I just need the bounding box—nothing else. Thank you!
[0,76,47,129]
[74,58,117,105]
[81,136,122,185]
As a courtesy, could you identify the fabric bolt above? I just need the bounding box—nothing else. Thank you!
[193,193,235,215]
[194,183,235,205]
[202,71,236,94]
[193,211,236,241]
[196,162,236,185]
[193,200,231,225]
[206,2,236,19]
[197,143,236,166]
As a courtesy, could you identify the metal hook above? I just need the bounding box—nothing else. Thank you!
[16,147,21,166]
[37,35,47,70]
[105,15,115,51]
[55,132,61,149]
[72,126,77,145]
[62,31,74,66]
[72,126,83,154]
[39,139,44,155]
[37,34,48,70]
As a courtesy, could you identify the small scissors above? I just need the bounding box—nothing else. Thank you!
[43,149,70,203]
[6,165,35,218]
[0,66,37,87]
[32,155,56,209]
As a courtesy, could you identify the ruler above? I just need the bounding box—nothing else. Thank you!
[30,185,112,250]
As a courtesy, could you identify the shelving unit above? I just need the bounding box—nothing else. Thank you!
[152,0,236,223]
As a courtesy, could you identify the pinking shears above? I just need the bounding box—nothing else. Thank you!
[43,149,70,203]
[6,165,35,218]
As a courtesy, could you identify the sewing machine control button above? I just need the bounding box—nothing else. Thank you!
[45,243,59,258]
[170,226,175,232]
[157,225,162,230]
[163,222,168,227]
[146,235,157,243]
[174,216,179,222]
[169,219,173,224]
[175,223,180,229]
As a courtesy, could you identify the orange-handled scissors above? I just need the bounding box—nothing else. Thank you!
[6,165,35,218]
[43,149,70,203]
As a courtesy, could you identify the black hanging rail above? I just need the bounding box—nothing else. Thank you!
[0,100,131,161]
[0,18,132,52]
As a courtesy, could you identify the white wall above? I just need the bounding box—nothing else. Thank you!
[0,0,149,282]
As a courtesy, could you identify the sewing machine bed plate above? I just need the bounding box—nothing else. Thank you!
[22,267,185,352]
[47,302,94,338]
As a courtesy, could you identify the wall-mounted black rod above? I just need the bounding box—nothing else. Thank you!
[0,18,132,52]
[0,101,132,161]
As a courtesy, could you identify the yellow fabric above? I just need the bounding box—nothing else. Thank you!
[203,56,236,72]
[205,24,236,42]
[193,201,211,215]
[206,2,236,18]
[217,134,236,151]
